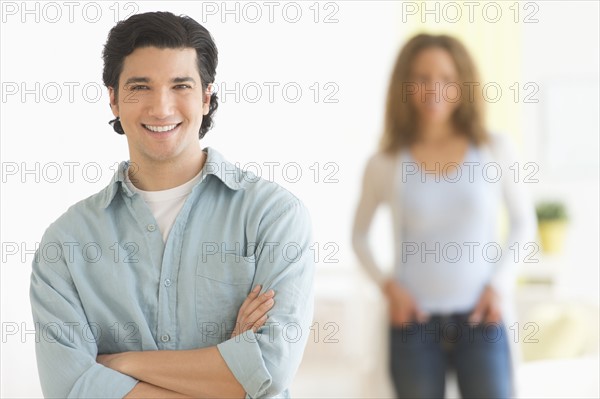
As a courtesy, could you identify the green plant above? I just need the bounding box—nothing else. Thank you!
[536,202,568,222]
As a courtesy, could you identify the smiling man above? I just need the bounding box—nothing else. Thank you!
[29,11,315,399]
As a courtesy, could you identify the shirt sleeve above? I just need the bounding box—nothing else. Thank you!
[30,230,139,398]
[487,134,537,293]
[216,198,315,398]
[351,153,390,288]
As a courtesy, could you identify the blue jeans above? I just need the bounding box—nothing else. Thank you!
[389,313,513,399]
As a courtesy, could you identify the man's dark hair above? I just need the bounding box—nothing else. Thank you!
[102,11,218,139]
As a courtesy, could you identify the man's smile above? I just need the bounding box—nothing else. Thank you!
[142,122,182,133]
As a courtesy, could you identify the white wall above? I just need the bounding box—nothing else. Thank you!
[520,1,599,304]
[1,1,598,397]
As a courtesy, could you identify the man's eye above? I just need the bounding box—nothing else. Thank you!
[130,85,149,91]
[174,84,192,89]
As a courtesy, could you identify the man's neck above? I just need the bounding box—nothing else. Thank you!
[128,148,207,191]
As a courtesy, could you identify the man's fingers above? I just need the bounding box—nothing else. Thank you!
[250,284,261,296]
[237,285,264,316]
[251,315,269,332]
[246,297,275,324]
[237,285,261,316]
[242,285,262,306]
[242,289,274,318]
[234,298,274,336]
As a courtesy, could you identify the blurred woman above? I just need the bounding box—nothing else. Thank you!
[352,33,535,398]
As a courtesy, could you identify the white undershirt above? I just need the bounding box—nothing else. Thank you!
[124,168,205,242]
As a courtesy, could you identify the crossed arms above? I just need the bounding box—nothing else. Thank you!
[97,286,275,398]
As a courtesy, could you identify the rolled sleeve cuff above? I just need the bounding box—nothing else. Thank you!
[216,329,272,398]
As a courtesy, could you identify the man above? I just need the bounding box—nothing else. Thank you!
[30,11,314,398]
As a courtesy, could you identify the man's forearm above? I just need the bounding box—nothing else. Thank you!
[125,382,195,399]
[112,346,245,398]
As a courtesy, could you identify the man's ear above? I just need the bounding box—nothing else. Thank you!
[108,86,119,117]
[202,84,212,115]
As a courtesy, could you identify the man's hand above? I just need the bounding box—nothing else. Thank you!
[469,285,502,324]
[383,279,428,326]
[231,285,275,339]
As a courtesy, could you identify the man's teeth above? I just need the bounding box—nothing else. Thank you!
[144,124,178,132]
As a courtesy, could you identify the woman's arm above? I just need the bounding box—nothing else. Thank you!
[488,133,537,293]
[352,153,392,290]
[470,134,536,323]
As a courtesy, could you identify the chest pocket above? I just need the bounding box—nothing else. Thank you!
[195,252,256,345]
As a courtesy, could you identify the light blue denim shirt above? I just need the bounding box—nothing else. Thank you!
[30,147,315,398]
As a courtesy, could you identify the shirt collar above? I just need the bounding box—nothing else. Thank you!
[102,147,244,209]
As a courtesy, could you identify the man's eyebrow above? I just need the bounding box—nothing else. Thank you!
[123,77,150,85]
[172,77,196,84]
[123,77,197,85]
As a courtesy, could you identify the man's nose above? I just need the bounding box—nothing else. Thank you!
[148,88,175,119]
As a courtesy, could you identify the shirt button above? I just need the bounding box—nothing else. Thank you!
[160,334,170,342]
[147,224,156,232]
[164,279,172,287]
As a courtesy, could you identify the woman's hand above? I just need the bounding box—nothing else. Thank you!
[231,285,275,339]
[469,285,502,324]
[383,279,428,326]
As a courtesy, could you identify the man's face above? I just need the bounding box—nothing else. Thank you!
[109,47,210,165]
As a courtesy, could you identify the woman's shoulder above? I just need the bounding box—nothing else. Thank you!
[479,130,519,163]
[366,148,403,165]
[363,150,401,175]
[486,130,513,148]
